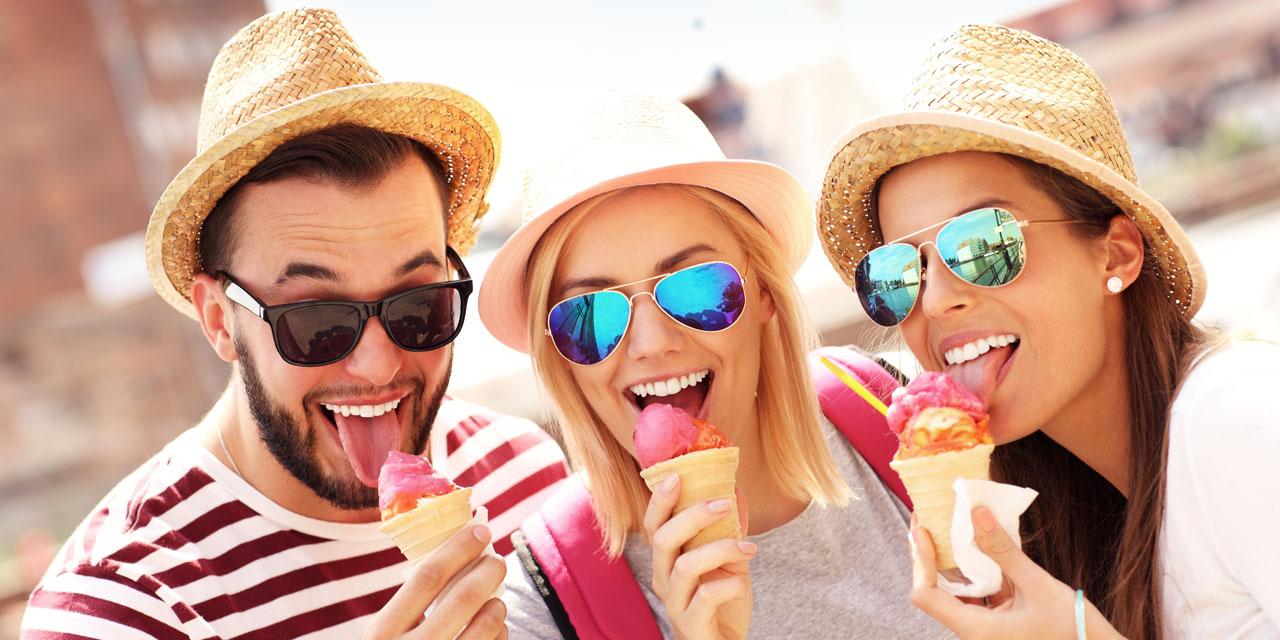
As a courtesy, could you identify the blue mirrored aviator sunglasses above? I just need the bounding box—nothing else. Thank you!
[220,247,472,367]
[546,261,747,366]
[854,207,1079,327]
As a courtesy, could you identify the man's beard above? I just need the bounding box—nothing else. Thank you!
[233,339,450,511]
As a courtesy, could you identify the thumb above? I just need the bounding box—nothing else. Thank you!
[735,487,749,536]
[971,506,1037,583]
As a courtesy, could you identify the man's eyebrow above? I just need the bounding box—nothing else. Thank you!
[395,249,443,277]
[275,262,339,285]
[555,244,723,299]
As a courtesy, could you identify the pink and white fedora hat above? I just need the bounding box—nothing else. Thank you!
[478,89,812,353]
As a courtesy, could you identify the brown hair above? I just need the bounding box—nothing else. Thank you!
[198,123,449,275]
[986,154,1212,639]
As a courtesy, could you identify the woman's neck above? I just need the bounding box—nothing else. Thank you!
[1040,349,1133,497]
[733,410,809,534]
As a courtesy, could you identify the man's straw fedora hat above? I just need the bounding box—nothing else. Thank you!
[479,90,812,353]
[818,24,1205,317]
[144,8,500,319]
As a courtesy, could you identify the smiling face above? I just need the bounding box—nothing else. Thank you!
[876,151,1116,443]
[549,187,773,457]
[215,153,453,508]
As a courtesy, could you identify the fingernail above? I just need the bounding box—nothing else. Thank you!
[660,475,679,493]
[738,541,757,554]
[973,507,997,533]
[472,524,491,541]
[708,499,732,514]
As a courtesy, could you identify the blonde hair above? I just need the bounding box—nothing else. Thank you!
[525,184,851,556]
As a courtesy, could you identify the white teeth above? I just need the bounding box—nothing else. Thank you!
[631,369,711,399]
[943,334,1020,366]
[323,398,402,419]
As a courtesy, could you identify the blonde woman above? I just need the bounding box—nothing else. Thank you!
[478,92,944,638]
[818,25,1280,640]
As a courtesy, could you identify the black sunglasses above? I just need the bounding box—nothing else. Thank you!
[220,247,472,367]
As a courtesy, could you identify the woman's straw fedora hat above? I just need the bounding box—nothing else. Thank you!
[144,8,500,319]
[818,24,1206,317]
[479,90,812,353]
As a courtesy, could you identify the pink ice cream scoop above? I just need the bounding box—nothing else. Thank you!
[378,451,459,520]
[886,372,988,437]
[634,404,699,468]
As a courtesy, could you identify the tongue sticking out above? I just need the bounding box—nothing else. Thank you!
[334,411,400,488]
[947,346,1015,406]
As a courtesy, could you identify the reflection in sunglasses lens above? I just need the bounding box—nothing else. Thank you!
[278,304,361,364]
[385,288,461,350]
[548,291,630,365]
[655,262,745,332]
[937,208,1026,287]
[855,243,921,327]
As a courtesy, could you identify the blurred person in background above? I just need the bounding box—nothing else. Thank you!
[21,9,567,639]
[819,24,1280,640]
[479,91,945,639]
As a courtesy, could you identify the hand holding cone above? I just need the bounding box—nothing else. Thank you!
[887,373,995,572]
[635,404,741,552]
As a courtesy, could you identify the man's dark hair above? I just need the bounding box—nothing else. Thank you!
[198,124,450,275]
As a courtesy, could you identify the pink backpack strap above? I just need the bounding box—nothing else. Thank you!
[809,346,912,509]
[517,474,663,640]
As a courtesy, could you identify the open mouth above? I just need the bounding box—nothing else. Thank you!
[316,396,406,488]
[627,369,713,418]
[943,334,1020,404]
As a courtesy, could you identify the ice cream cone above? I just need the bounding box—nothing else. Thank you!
[891,444,994,571]
[379,487,474,563]
[640,447,741,551]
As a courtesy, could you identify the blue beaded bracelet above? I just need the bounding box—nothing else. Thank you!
[1075,589,1087,639]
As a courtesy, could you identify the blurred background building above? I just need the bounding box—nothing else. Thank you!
[3,0,1279,635]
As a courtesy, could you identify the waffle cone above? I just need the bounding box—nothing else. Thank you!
[891,444,994,571]
[379,487,473,563]
[641,447,741,551]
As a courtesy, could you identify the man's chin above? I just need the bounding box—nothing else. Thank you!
[312,471,380,511]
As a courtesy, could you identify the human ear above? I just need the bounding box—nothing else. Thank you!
[191,273,239,363]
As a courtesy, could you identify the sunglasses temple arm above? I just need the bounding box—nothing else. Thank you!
[224,281,266,319]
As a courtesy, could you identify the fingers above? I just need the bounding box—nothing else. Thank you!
[449,598,507,640]
[419,554,507,640]
[663,539,756,612]
[971,506,1037,584]
[368,524,492,637]
[642,475,681,538]
[681,574,749,634]
[651,498,735,594]
[908,525,978,632]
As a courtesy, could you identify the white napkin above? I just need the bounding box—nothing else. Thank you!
[936,479,1038,598]
[407,506,505,621]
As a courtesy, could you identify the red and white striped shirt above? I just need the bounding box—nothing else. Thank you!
[21,397,568,639]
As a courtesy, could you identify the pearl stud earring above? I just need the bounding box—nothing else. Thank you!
[1106,276,1124,294]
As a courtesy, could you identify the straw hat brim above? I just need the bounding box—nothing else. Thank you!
[479,160,812,353]
[819,110,1206,317]
[145,81,500,320]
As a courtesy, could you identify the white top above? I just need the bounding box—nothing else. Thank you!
[1162,340,1280,639]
